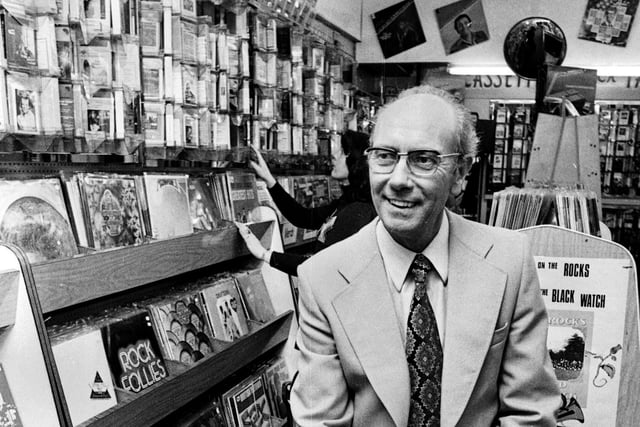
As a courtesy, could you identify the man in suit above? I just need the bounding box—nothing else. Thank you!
[290,84,560,426]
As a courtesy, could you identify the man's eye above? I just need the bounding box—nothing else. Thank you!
[412,154,438,167]
[376,151,396,160]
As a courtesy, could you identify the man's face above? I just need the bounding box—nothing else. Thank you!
[455,16,471,36]
[20,96,30,114]
[370,94,462,251]
[330,148,349,180]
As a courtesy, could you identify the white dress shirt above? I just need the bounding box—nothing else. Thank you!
[376,215,449,347]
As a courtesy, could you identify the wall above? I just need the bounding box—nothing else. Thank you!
[315,0,363,40]
[356,0,640,69]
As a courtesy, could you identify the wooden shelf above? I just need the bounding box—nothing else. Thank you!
[31,222,273,314]
[602,197,640,208]
[80,311,294,427]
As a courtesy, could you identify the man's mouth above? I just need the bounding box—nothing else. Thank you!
[388,199,416,209]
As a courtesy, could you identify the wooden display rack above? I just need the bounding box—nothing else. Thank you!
[0,221,296,426]
[521,225,639,426]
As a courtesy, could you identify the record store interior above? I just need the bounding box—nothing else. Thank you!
[0,0,638,426]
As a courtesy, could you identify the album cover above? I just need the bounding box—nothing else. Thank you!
[371,0,426,59]
[147,290,216,365]
[183,108,199,146]
[36,15,58,75]
[578,0,639,46]
[234,269,276,324]
[174,18,197,63]
[83,0,112,41]
[212,113,230,149]
[217,31,228,70]
[142,174,192,240]
[547,309,594,405]
[143,101,165,144]
[2,12,37,71]
[263,357,290,418]
[40,77,62,135]
[6,73,41,134]
[78,44,113,90]
[114,37,141,91]
[197,67,212,109]
[222,374,273,427]
[56,26,76,81]
[227,34,241,76]
[77,173,145,249]
[51,329,117,425]
[182,65,198,106]
[142,57,164,101]
[100,310,168,394]
[435,0,489,55]
[0,178,77,263]
[197,17,212,66]
[85,95,114,141]
[225,171,259,223]
[0,72,8,133]
[175,396,227,427]
[0,364,22,427]
[188,176,223,232]
[140,1,162,56]
[199,278,249,342]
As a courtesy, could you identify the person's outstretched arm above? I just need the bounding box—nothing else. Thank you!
[248,146,337,230]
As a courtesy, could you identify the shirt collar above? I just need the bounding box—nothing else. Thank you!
[376,213,449,293]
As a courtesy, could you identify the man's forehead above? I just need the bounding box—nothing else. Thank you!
[377,94,456,130]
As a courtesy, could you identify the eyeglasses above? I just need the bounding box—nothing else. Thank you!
[365,147,461,176]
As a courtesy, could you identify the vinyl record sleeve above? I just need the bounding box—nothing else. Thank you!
[234,270,276,324]
[147,290,216,365]
[52,329,117,426]
[199,278,249,342]
[100,310,168,394]
[222,374,273,427]
[188,176,223,232]
[142,173,192,239]
[77,173,144,249]
[0,178,78,263]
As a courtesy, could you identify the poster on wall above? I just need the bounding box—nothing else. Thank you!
[435,0,490,55]
[578,0,639,47]
[534,256,630,426]
[371,0,426,59]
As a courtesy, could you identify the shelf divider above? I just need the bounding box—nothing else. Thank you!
[32,222,273,314]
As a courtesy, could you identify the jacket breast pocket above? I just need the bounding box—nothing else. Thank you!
[490,322,509,347]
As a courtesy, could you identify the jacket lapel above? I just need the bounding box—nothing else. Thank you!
[332,222,410,427]
[440,213,507,427]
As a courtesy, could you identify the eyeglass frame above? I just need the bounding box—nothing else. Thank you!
[364,147,463,176]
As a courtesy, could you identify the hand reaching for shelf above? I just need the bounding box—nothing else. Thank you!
[235,221,272,263]
[247,146,277,188]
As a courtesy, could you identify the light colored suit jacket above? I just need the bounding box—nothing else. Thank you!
[291,211,560,426]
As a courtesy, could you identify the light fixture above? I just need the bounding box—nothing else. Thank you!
[447,65,515,76]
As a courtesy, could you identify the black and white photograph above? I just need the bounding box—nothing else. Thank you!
[435,0,490,55]
[371,0,426,59]
[578,0,639,46]
[15,89,37,131]
[3,14,37,69]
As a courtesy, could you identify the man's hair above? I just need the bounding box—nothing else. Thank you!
[454,14,471,31]
[371,84,479,158]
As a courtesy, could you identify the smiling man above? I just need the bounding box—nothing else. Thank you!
[291,84,560,426]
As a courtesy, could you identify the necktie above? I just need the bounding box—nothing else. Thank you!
[406,254,442,427]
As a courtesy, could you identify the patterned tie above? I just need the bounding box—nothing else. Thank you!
[406,253,442,427]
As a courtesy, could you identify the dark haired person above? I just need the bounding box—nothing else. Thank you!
[449,13,488,54]
[237,130,376,276]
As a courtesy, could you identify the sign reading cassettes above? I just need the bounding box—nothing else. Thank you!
[535,256,630,426]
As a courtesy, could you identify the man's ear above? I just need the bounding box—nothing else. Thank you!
[455,157,473,183]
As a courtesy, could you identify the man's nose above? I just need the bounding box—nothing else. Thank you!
[387,156,412,187]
